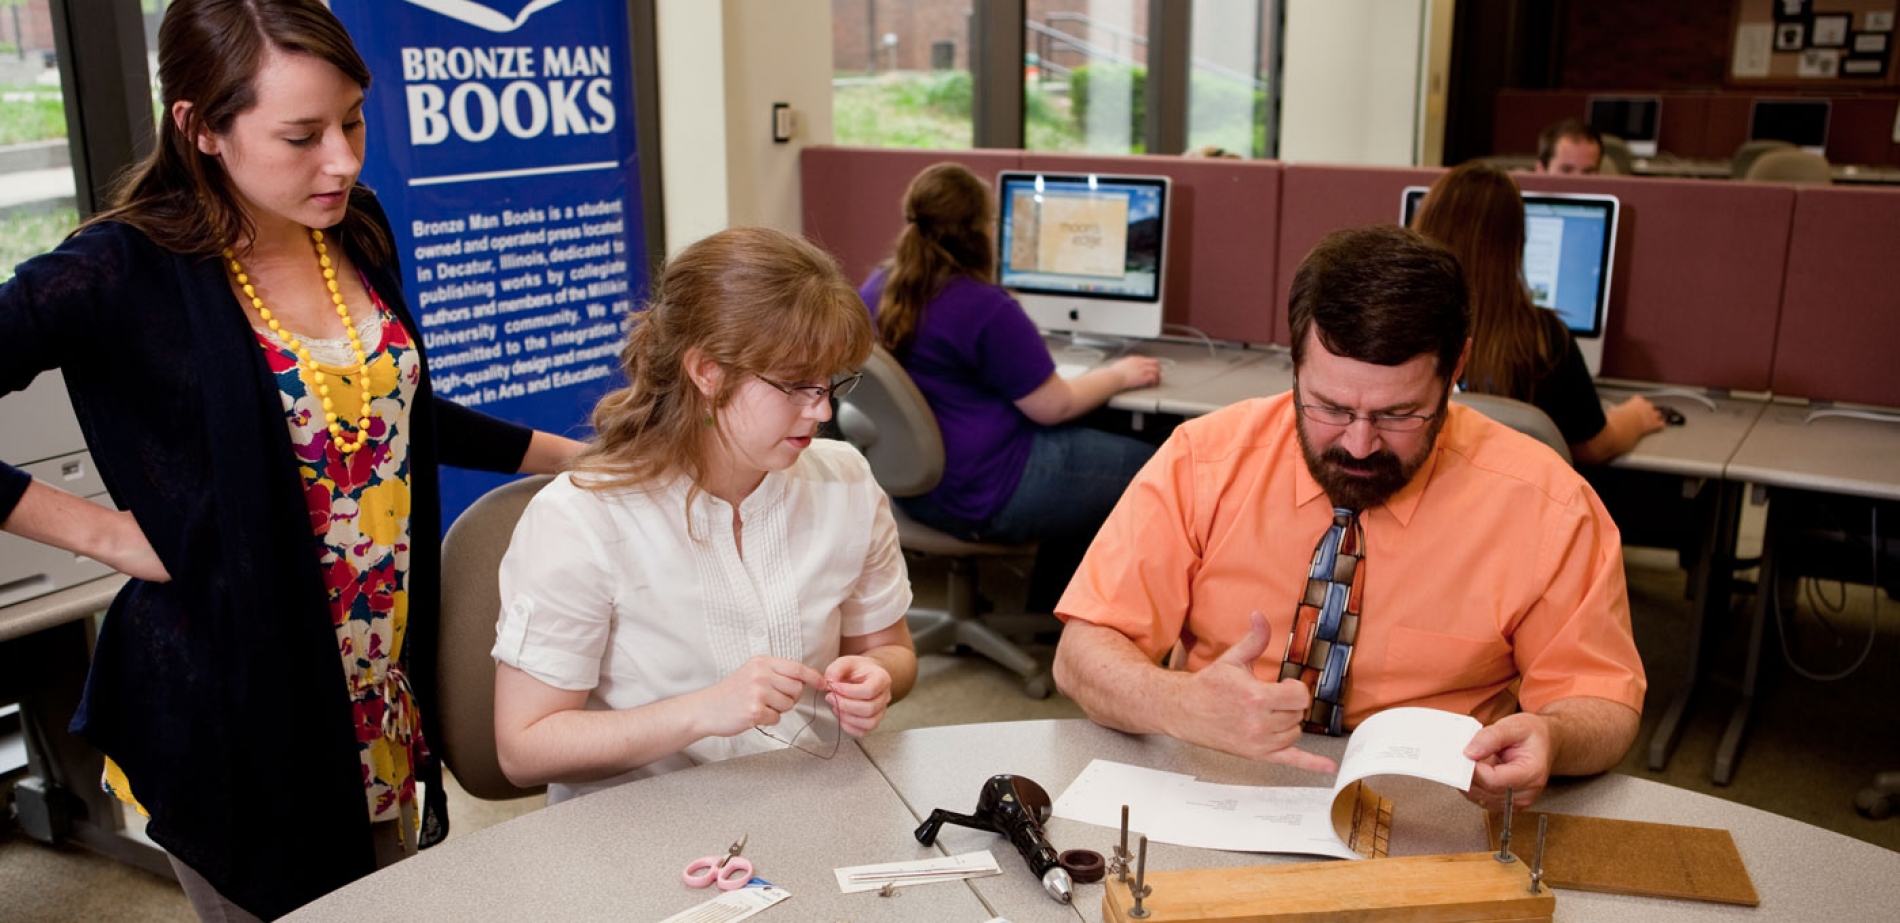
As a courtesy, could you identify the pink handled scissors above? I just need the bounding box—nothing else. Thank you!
[682,834,755,890]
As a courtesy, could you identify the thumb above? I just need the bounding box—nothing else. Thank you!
[1216,611,1275,667]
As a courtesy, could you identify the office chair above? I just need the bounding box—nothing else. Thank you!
[432,474,553,801]
[1450,392,1572,465]
[836,345,1053,698]
[1730,139,1797,179]
[1597,134,1635,176]
[1743,149,1832,185]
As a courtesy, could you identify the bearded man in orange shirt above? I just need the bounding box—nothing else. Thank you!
[1052,225,1644,811]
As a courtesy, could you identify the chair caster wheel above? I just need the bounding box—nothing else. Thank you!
[1855,788,1895,820]
[1023,674,1053,699]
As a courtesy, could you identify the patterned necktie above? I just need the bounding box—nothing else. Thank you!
[1279,508,1364,736]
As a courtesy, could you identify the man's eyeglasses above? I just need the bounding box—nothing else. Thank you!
[1294,398,1439,433]
[756,373,863,407]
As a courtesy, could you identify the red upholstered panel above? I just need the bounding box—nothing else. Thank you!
[1020,153,1284,344]
[1655,95,1709,159]
[1516,173,1790,391]
[1827,99,1900,168]
[1703,96,1754,162]
[1273,164,1445,345]
[1772,186,1900,409]
[798,147,1022,288]
[1493,91,1589,156]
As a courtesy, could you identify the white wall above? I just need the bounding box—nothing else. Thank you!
[1279,0,1430,165]
[656,0,833,254]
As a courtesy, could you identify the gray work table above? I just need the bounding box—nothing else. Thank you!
[1726,401,1900,500]
[1044,336,1278,418]
[284,740,994,922]
[862,719,1900,923]
[1594,383,1772,480]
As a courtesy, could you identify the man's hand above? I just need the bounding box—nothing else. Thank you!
[1173,611,1338,773]
[1463,712,1554,810]
[823,654,894,737]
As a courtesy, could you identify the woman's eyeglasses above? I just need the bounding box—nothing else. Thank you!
[756,373,863,408]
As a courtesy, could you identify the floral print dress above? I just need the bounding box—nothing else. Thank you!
[104,279,423,828]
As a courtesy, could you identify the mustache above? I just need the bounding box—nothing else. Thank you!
[1320,446,1402,478]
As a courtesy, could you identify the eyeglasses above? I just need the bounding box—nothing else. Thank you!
[753,684,840,760]
[755,373,862,407]
[1293,397,1440,433]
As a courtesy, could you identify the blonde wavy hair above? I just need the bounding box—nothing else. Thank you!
[574,226,873,498]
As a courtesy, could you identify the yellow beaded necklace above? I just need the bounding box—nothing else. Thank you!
[224,228,375,455]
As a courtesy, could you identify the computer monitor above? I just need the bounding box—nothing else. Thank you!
[1748,99,1830,157]
[995,171,1170,342]
[1586,95,1661,158]
[1402,186,1620,377]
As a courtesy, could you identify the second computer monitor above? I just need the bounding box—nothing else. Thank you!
[1586,95,1661,158]
[1402,186,1621,378]
[996,171,1170,342]
[1748,98,1830,157]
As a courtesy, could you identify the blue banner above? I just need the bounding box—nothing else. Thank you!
[331,0,645,522]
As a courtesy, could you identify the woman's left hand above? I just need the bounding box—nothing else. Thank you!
[823,655,894,737]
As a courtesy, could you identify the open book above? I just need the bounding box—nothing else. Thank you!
[1051,707,1481,860]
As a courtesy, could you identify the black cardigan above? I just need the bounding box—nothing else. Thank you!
[0,191,533,919]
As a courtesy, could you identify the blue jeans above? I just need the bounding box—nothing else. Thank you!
[900,425,1156,612]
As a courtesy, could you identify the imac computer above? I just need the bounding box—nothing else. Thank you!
[1586,95,1662,158]
[995,171,1170,343]
[1748,98,1830,157]
[1402,186,1621,377]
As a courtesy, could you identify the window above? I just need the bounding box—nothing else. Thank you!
[0,0,79,280]
[830,0,977,149]
[1187,0,1274,158]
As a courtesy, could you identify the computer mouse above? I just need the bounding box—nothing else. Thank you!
[1659,405,1686,426]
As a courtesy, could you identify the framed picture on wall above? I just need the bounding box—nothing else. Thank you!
[1776,21,1809,49]
[1812,13,1852,46]
[1774,0,1812,21]
[1852,31,1889,53]
[1843,54,1890,76]
[1799,47,1843,76]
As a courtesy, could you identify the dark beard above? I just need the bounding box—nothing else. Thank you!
[1296,412,1443,511]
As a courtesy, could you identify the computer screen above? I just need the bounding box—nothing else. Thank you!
[1748,99,1830,156]
[1402,186,1621,377]
[995,171,1170,342]
[1586,95,1661,158]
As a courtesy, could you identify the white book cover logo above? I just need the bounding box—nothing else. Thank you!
[400,0,570,34]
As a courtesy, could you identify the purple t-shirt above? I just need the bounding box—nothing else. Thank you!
[860,271,1057,522]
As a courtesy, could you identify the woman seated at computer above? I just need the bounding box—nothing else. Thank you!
[1413,163,1664,464]
[861,162,1162,613]
[491,227,917,803]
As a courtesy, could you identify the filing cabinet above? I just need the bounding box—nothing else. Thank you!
[0,372,114,608]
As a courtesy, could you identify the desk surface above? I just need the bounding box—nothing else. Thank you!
[1596,384,1772,480]
[0,573,124,643]
[289,719,1900,923]
[1726,402,1900,501]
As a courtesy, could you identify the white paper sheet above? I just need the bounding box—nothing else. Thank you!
[1051,707,1481,859]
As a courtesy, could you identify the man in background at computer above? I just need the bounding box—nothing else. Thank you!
[1535,119,1604,174]
[1051,226,1644,810]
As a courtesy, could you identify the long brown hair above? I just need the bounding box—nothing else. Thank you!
[575,227,873,498]
[1411,163,1551,399]
[83,0,390,264]
[874,162,995,353]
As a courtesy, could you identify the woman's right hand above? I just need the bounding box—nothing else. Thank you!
[698,656,827,739]
[101,510,169,582]
[1106,355,1164,391]
[1613,395,1668,436]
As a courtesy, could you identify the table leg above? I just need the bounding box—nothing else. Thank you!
[1648,479,1742,771]
[1713,488,1781,786]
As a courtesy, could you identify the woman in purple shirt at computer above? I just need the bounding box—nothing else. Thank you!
[860,162,1161,612]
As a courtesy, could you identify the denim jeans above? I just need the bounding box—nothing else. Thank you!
[900,425,1156,612]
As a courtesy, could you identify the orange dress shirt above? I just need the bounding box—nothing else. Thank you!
[1057,392,1645,728]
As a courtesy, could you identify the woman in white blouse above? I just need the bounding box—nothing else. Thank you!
[491,227,918,803]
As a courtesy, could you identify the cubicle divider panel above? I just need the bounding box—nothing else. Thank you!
[1771,185,1900,410]
[799,146,1023,289]
[1019,153,1285,345]
[1274,164,1446,345]
[1516,173,1789,392]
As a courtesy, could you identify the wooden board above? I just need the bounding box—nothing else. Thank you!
[1484,811,1759,907]
[1101,851,1553,923]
